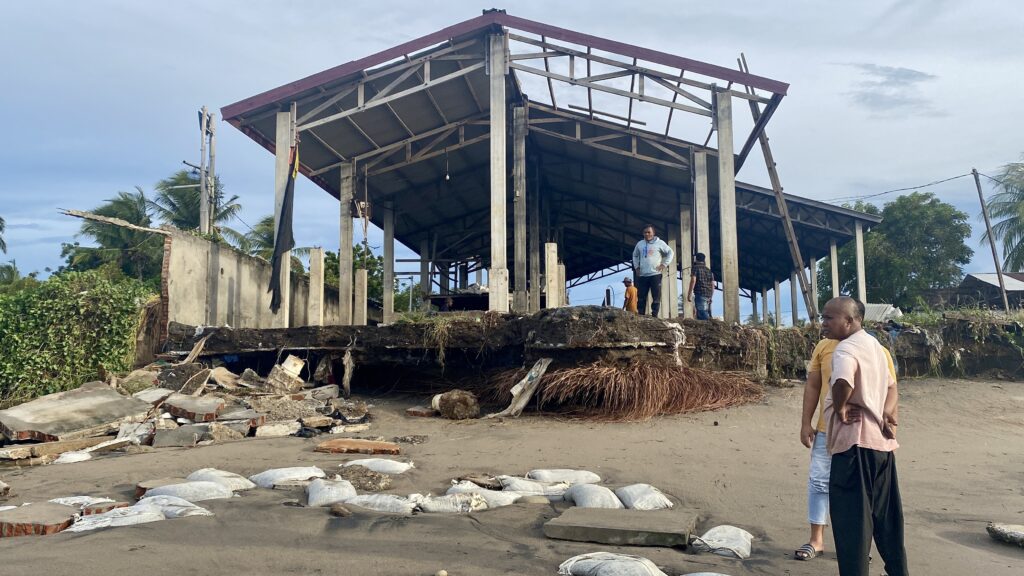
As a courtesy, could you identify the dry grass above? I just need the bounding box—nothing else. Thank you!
[482,361,763,422]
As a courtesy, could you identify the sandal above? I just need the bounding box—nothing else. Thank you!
[794,543,823,560]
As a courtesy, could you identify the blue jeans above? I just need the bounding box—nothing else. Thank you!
[808,431,830,525]
[694,294,711,320]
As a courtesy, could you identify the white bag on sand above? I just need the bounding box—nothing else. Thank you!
[498,475,569,501]
[345,494,417,514]
[137,495,214,518]
[49,496,116,509]
[54,451,92,464]
[187,468,257,491]
[527,469,601,485]
[564,484,623,509]
[691,525,754,559]
[410,493,487,513]
[557,552,668,576]
[65,507,166,532]
[342,458,414,475]
[306,478,357,507]
[614,484,673,511]
[144,480,233,502]
[446,481,524,508]
[248,466,326,489]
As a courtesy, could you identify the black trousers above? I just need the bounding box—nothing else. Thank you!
[635,274,662,316]
[830,446,909,576]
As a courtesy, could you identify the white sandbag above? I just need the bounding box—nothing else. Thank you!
[65,507,166,532]
[342,458,414,475]
[527,469,601,485]
[446,481,524,508]
[614,484,673,511]
[691,525,754,559]
[48,496,116,509]
[0,505,17,512]
[248,466,326,489]
[557,552,668,576]
[682,573,734,576]
[497,475,569,501]
[187,468,257,491]
[136,495,214,518]
[144,480,233,502]
[345,494,417,514]
[54,451,92,464]
[411,492,487,513]
[564,484,623,509]
[306,478,357,507]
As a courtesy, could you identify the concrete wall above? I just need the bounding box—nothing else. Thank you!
[164,231,343,329]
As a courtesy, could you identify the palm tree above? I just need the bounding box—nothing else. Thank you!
[0,260,17,284]
[0,215,6,254]
[150,170,243,239]
[985,159,1024,271]
[72,187,163,281]
[242,215,307,272]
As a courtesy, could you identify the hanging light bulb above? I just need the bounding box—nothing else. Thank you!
[444,147,450,182]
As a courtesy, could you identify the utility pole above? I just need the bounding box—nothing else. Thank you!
[974,168,1010,312]
[198,106,210,234]
[207,112,217,231]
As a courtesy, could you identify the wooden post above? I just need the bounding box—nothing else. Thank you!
[715,88,740,324]
[338,162,355,325]
[855,221,866,303]
[830,239,840,298]
[791,271,799,326]
[513,106,528,312]
[973,168,1011,312]
[488,32,509,312]
[353,269,368,326]
[693,151,711,261]
[680,204,694,319]
[774,280,781,328]
[273,110,294,327]
[545,243,560,308]
[529,160,541,313]
[382,204,395,324]
[420,238,431,311]
[809,257,819,316]
[308,247,324,326]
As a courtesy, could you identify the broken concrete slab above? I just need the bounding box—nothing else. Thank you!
[152,426,203,448]
[215,420,254,437]
[245,396,321,421]
[134,477,187,499]
[330,423,371,434]
[162,394,225,422]
[254,421,300,438]
[132,387,175,406]
[0,446,32,460]
[0,502,77,537]
[209,366,240,389]
[201,422,245,442]
[217,408,266,428]
[0,382,152,442]
[82,501,130,516]
[300,415,334,429]
[313,438,400,455]
[266,355,305,394]
[392,435,428,445]
[329,398,369,422]
[0,455,57,468]
[117,369,160,394]
[335,465,392,492]
[543,507,700,548]
[177,368,212,396]
[157,363,207,391]
[405,405,438,418]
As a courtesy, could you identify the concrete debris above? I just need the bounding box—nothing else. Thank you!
[392,435,429,445]
[300,415,335,429]
[238,368,265,388]
[0,382,151,442]
[82,501,130,516]
[435,389,480,420]
[330,423,371,434]
[245,396,321,421]
[134,477,188,499]
[217,408,266,428]
[117,421,155,444]
[543,507,699,547]
[329,398,369,423]
[254,421,301,438]
[200,422,245,442]
[0,480,9,498]
[162,394,226,422]
[0,502,78,537]
[133,387,174,405]
[457,473,502,491]
[157,363,207,392]
[305,384,339,401]
[265,355,305,394]
[334,465,393,492]
[329,503,353,517]
[152,426,203,448]
[406,405,438,418]
[988,523,1024,547]
[314,438,401,455]
[117,369,160,395]
[177,368,212,396]
[209,366,241,389]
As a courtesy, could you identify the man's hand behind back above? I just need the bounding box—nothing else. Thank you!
[800,422,816,448]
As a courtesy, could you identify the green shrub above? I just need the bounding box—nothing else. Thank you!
[0,270,153,406]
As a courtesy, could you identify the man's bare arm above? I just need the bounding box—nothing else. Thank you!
[800,371,823,448]
[882,382,899,438]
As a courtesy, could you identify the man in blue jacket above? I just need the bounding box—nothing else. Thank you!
[632,225,674,316]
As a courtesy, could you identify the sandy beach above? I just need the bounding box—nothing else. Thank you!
[1,377,1022,576]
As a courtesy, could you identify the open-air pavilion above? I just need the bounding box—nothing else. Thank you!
[221,10,880,326]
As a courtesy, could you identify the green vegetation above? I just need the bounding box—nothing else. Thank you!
[983,158,1024,271]
[0,214,6,254]
[0,270,153,407]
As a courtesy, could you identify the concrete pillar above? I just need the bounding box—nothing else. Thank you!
[382,205,395,324]
[307,247,324,326]
[338,162,355,325]
[273,111,294,326]
[751,290,758,324]
[809,257,819,316]
[715,88,740,324]
[513,107,528,313]
[693,151,711,261]
[761,287,768,324]
[791,271,799,326]
[459,262,469,289]
[488,32,509,312]
[558,264,567,305]
[665,228,679,318]
[545,243,560,308]
[774,280,781,328]
[420,238,430,311]
[438,263,449,294]
[855,221,866,303]
[830,239,840,298]
[528,160,541,313]
[680,205,694,319]
[475,266,482,286]
[353,269,368,326]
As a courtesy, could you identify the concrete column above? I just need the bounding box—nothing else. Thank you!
[545,243,560,308]
[475,266,483,286]
[774,280,781,328]
[307,247,324,326]
[791,271,799,326]
[694,151,711,261]
[528,160,541,313]
[338,162,355,325]
[273,111,294,326]
[809,257,819,315]
[558,264,567,305]
[665,228,679,318]
[830,238,840,298]
[353,269,368,326]
[488,32,509,312]
[855,221,866,303]
[513,106,528,313]
[761,287,768,324]
[420,238,430,311]
[438,263,449,294]
[751,290,758,324]
[680,205,694,319]
[459,262,469,289]
[382,205,395,324]
[715,88,740,324]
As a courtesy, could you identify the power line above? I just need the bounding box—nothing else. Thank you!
[824,172,972,205]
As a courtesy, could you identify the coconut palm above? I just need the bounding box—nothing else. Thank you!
[0,215,6,253]
[0,260,17,284]
[242,215,307,273]
[70,187,163,281]
[984,159,1024,271]
[150,170,243,240]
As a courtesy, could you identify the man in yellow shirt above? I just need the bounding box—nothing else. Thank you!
[795,326,896,561]
[622,277,638,313]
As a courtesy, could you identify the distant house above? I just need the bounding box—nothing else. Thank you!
[864,303,903,323]
[925,273,1024,309]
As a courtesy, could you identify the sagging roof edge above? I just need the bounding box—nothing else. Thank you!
[221,11,789,122]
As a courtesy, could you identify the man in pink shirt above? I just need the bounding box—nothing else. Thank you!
[822,297,908,576]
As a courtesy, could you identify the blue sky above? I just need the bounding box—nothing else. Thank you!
[1,1,1021,322]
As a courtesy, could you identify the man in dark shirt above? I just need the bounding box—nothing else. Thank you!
[687,253,715,320]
